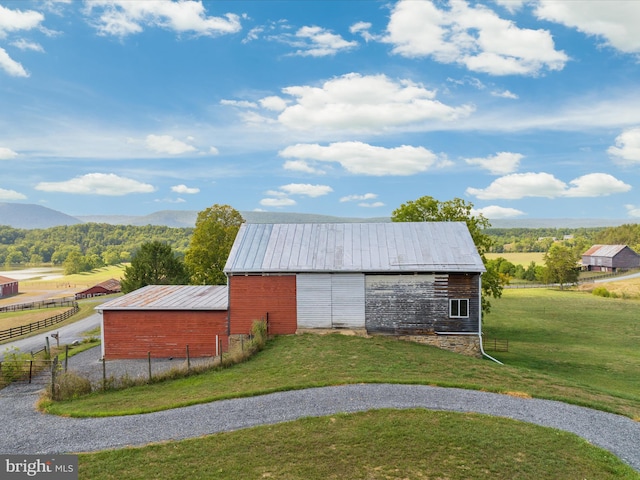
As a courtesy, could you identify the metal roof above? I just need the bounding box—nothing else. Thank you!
[224,222,485,274]
[582,245,632,258]
[96,285,228,311]
[0,275,17,284]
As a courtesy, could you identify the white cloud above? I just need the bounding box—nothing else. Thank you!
[383,0,568,76]
[491,89,518,99]
[277,73,473,132]
[171,184,200,194]
[10,39,45,52]
[35,173,155,196]
[283,160,326,175]
[0,4,44,37]
[291,25,358,57]
[260,197,297,207]
[279,183,333,198]
[146,134,196,155]
[340,193,378,203]
[220,99,258,109]
[259,96,288,112]
[359,201,385,208]
[564,173,631,197]
[0,188,27,200]
[350,21,375,42]
[467,172,630,200]
[0,47,28,77]
[608,127,640,163]
[209,146,219,155]
[85,0,242,37]
[279,141,439,176]
[155,197,186,204]
[0,147,18,160]
[472,205,525,219]
[465,152,523,175]
[535,0,640,54]
[625,204,640,218]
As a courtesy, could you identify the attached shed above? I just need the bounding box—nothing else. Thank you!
[224,222,486,356]
[96,285,228,360]
[581,245,640,272]
[75,278,121,299]
[0,275,18,299]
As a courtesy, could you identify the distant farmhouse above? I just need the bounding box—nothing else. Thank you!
[98,222,486,360]
[581,245,640,272]
[75,278,121,300]
[0,276,18,299]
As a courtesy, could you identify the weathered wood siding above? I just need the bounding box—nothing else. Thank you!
[228,274,297,335]
[364,273,480,334]
[611,247,640,269]
[103,310,228,359]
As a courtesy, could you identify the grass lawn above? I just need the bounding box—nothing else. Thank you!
[45,287,640,479]
[79,409,638,480]
[0,307,69,331]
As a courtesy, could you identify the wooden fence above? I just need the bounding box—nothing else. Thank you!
[0,303,79,342]
[483,338,509,352]
[0,297,76,313]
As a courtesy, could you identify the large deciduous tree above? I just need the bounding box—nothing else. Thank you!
[185,204,244,285]
[391,195,504,314]
[120,241,189,293]
[542,244,580,289]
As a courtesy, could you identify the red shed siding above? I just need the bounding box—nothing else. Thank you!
[103,310,228,359]
[0,277,18,298]
[228,275,297,335]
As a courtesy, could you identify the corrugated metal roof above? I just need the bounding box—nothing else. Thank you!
[224,222,485,274]
[582,245,629,257]
[97,285,228,311]
[0,275,17,284]
[95,278,121,291]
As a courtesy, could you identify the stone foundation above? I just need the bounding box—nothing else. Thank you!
[395,334,482,358]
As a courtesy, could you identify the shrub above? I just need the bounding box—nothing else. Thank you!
[52,371,92,401]
[592,286,610,298]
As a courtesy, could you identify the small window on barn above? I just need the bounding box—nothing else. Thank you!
[449,299,469,318]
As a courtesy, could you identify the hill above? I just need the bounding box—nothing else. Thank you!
[0,203,82,229]
[0,202,633,229]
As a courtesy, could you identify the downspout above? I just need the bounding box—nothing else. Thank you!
[478,274,503,365]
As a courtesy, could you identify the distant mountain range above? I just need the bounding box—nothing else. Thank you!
[0,202,634,230]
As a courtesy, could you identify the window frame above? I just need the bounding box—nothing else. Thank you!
[449,298,469,318]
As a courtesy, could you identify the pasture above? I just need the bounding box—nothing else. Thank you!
[485,252,544,266]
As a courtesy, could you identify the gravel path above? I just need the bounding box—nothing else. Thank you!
[1,351,639,472]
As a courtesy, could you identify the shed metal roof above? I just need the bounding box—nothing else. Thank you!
[582,245,632,258]
[96,285,228,311]
[0,275,17,284]
[224,222,485,274]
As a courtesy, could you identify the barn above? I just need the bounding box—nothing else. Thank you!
[0,275,18,299]
[97,285,228,360]
[75,278,121,299]
[224,222,486,357]
[581,245,640,272]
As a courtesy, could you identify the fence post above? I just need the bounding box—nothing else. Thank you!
[64,345,69,373]
[186,345,190,373]
[102,357,107,391]
[50,356,58,400]
[148,352,152,382]
[29,360,33,384]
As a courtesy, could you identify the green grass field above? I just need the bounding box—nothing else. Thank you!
[485,252,545,266]
[40,285,640,479]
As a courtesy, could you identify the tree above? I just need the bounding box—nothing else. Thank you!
[185,204,245,285]
[120,241,189,293]
[542,244,580,289]
[391,196,504,313]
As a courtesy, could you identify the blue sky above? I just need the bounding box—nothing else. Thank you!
[1,0,640,221]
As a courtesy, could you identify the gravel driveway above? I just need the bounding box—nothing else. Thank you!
[1,350,639,473]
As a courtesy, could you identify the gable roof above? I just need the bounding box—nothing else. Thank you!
[582,245,636,258]
[224,222,485,274]
[97,285,228,311]
[0,275,17,284]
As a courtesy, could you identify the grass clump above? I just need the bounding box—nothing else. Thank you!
[592,286,611,297]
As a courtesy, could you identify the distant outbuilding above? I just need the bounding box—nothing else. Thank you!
[0,275,18,299]
[581,245,640,272]
[75,278,121,299]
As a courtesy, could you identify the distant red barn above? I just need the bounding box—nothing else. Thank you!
[0,275,18,299]
[581,245,640,272]
[75,278,121,299]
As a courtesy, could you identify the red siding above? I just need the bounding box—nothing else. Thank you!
[0,280,18,298]
[228,275,297,335]
[103,310,228,359]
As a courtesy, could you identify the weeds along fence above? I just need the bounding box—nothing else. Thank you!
[0,303,79,342]
[0,356,54,388]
